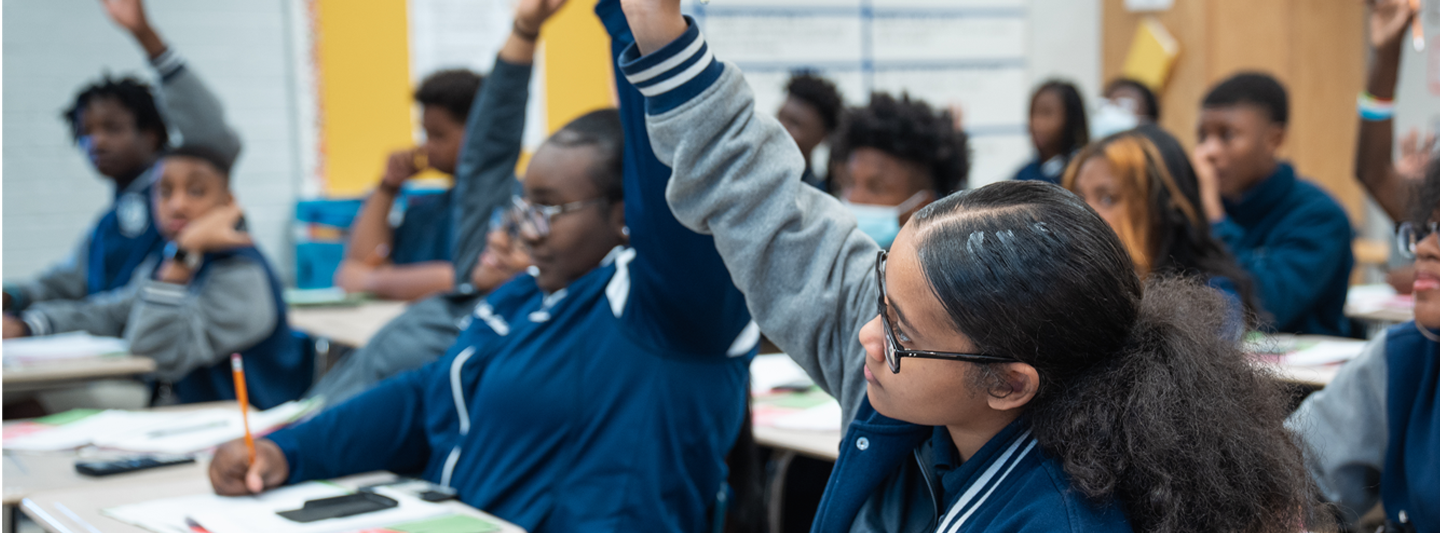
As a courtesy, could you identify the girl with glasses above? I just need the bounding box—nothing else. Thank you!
[614,1,1327,531]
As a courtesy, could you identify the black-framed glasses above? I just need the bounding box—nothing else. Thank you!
[875,250,1018,373]
[507,195,608,239]
[1397,221,1439,260]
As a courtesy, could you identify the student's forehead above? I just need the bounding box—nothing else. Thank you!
[1201,104,1270,126]
[83,97,136,121]
[161,156,226,182]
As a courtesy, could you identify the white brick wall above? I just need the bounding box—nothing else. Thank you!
[2,0,305,283]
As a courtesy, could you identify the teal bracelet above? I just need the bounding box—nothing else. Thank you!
[1358,91,1395,121]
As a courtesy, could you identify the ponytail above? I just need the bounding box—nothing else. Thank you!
[1026,277,1326,532]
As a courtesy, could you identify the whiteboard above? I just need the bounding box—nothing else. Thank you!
[686,0,1034,187]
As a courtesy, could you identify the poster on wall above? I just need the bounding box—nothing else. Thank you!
[686,0,1033,187]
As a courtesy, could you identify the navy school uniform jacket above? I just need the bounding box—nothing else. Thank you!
[5,49,240,311]
[266,7,758,530]
[623,17,1135,533]
[389,189,454,265]
[1212,163,1353,336]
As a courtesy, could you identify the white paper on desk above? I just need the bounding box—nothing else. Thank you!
[2,332,128,364]
[104,482,450,533]
[1347,284,1402,313]
[1284,340,1367,367]
[95,400,319,454]
[4,410,174,451]
[771,399,842,432]
[751,354,815,394]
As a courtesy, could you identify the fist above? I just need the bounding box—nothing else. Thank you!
[381,149,423,189]
[209,438,289,496]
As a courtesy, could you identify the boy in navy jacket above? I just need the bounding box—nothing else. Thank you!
[5,145,307,408]
[208,1,757,531]
[3,0,239,313]
[1193,72,1354,336]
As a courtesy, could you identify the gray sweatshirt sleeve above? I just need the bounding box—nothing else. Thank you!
[1287,331,1389,526]
[150,49,242,164]
[449,59,532,286]
[124,256,276,382]
[618,28,877,427]
[19,265,139,338]
[7,232,93,311]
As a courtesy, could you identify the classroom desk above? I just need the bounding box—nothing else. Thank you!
[288,300,408,348]
[1345,284,1415,326]
[19,467,526,533]
[1,356,156,394]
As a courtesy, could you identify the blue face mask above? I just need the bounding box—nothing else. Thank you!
[842,190,930,248]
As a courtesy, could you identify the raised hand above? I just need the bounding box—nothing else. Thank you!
[620,0,687,55]
[514,0,569,36]
[99,0,167,58]
[1396,128,1436,182]
[1366,0,1416,50]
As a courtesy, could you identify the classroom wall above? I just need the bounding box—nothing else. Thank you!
[2,0,304,283]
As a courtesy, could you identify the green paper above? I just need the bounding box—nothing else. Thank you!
[758,388,832,409]
[386,514,499,533]
[34,409,103,426]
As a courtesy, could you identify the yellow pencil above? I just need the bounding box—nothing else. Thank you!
[230,353,256,466]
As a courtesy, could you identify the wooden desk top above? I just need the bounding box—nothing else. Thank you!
[2,356,156,393]
[20,468,527,533]
[288,300,409,348]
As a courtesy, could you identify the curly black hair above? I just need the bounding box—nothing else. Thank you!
[785,71,844,133]
[837,92,969,196]
[1203,72,1288,126]
[914,181,1329,533]
[415,69,484,124]
[62,75,168,149]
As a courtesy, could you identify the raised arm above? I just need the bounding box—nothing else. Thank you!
[1356,0,1429,221]
[598,0,755,359]
[617,1,879,409]
[102,0,242,164]
[449,1,558,286]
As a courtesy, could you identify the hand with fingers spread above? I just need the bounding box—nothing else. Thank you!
[209,438,289,496]
[1397,128,1437,182]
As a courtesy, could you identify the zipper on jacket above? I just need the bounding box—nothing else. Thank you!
[913,449,940,531]
[441,347,477,487]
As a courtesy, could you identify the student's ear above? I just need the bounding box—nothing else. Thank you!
[1262,122,1286,156]
[985,362,1039,412]
[609,200,627,241]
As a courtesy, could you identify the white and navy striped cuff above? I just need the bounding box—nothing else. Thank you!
[21,312,50,337]
[150,48,187,82]
[142,282,188,306]
[618,16,724,115]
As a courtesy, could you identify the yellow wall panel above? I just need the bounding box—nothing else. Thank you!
[316,0,415,196]
[541,1,617,135]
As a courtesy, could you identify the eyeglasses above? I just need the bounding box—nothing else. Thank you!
[1396,221,1439,260]
[507,195,608,239]
[875,250,1017,373]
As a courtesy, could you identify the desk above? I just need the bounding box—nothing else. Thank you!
[1346,284,1414,326]
[19,467,526,533]
[2,356,156,394]
[288,301,408,348]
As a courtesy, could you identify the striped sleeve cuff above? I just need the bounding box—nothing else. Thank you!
[149,48,187,82]
[618,16,723,116]
[21,311,50,337]
[141,282,188,306]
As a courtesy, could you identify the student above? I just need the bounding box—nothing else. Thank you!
[1063,128,1260,325]
[3,146,308,408]
[332,69,486,301]
[1013,80,1087,184]
[2,0,239,312]
[307,41,536,406]
[836,93,969,248]
[1193,72,1354,337]
[615,4,1327,531]
[1289,158,1440,531]
[777,71,844,191]
[1091,78,1159,139]
[208,2,757,530]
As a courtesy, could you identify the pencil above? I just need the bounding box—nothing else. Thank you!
[230,353,256,466]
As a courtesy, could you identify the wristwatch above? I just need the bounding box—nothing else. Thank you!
[164,242,203,271]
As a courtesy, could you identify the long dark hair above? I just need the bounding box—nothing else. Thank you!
[1030,80,1089,156]
[910,181,1325,533]
[1064,126,1263,321]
